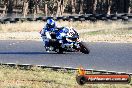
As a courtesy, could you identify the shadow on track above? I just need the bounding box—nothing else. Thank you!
[0,52,83,55]
[0,52,58,55]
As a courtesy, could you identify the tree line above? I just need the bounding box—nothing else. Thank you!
[0,0,132,17]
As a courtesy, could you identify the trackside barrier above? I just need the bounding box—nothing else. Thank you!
[0,14,132,24]
[0,63,132,75]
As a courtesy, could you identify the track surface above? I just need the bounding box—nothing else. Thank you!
[0,40,132,73]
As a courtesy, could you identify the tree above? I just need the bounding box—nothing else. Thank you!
[128,0,132,13]
[0,0,132,16]
[56,0,61,16]
[107,0,112,14]
[61,0,69,15]
[45,1,48,16]
[71,0,76,14]
[2,0,8,16]
[7,0,14,16]
[93,0,97,14]
[79,0,83,14]
[22,0,29,17]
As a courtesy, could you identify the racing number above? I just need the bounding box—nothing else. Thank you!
[69,31,74,37]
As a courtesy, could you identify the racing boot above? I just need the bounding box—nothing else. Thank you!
[45,47,50,52]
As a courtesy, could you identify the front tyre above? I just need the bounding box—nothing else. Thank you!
[79,42,90,54]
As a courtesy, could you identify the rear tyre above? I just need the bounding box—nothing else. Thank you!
[79,42,90,54]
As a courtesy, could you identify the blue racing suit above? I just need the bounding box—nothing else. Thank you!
[40,24,58,48]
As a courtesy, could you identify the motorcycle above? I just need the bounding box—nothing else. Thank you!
[40,27,90,54]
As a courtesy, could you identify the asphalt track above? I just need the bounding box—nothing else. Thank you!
[0,40,132,73]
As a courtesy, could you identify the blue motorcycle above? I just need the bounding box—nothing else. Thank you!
[41,27,90,54]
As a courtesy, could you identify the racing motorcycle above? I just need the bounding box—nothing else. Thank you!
[40,27,90,54]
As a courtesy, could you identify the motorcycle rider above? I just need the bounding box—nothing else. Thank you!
[40,19,79,52]
[40,19,58,51]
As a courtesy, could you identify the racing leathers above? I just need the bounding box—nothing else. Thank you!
[40,24,58,51]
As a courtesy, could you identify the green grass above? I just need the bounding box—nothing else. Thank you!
[0,65,131,88]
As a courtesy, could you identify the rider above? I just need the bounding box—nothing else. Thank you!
[40,19,58,51]
[40,19,79,52]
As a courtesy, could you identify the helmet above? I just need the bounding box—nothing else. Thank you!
[46,19,55,28]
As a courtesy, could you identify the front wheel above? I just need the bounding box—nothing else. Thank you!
[79,42,90,54]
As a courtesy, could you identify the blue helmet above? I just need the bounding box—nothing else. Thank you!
[46,19,56,28]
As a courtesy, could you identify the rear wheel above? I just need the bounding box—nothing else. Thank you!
[79,42,90,54]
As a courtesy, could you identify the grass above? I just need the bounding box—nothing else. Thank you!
[0,65,131,88]
[0,21,132,32]
[0,21,132,43]
[80,28,132,43]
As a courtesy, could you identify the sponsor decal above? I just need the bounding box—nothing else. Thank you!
[76,67,131,85]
